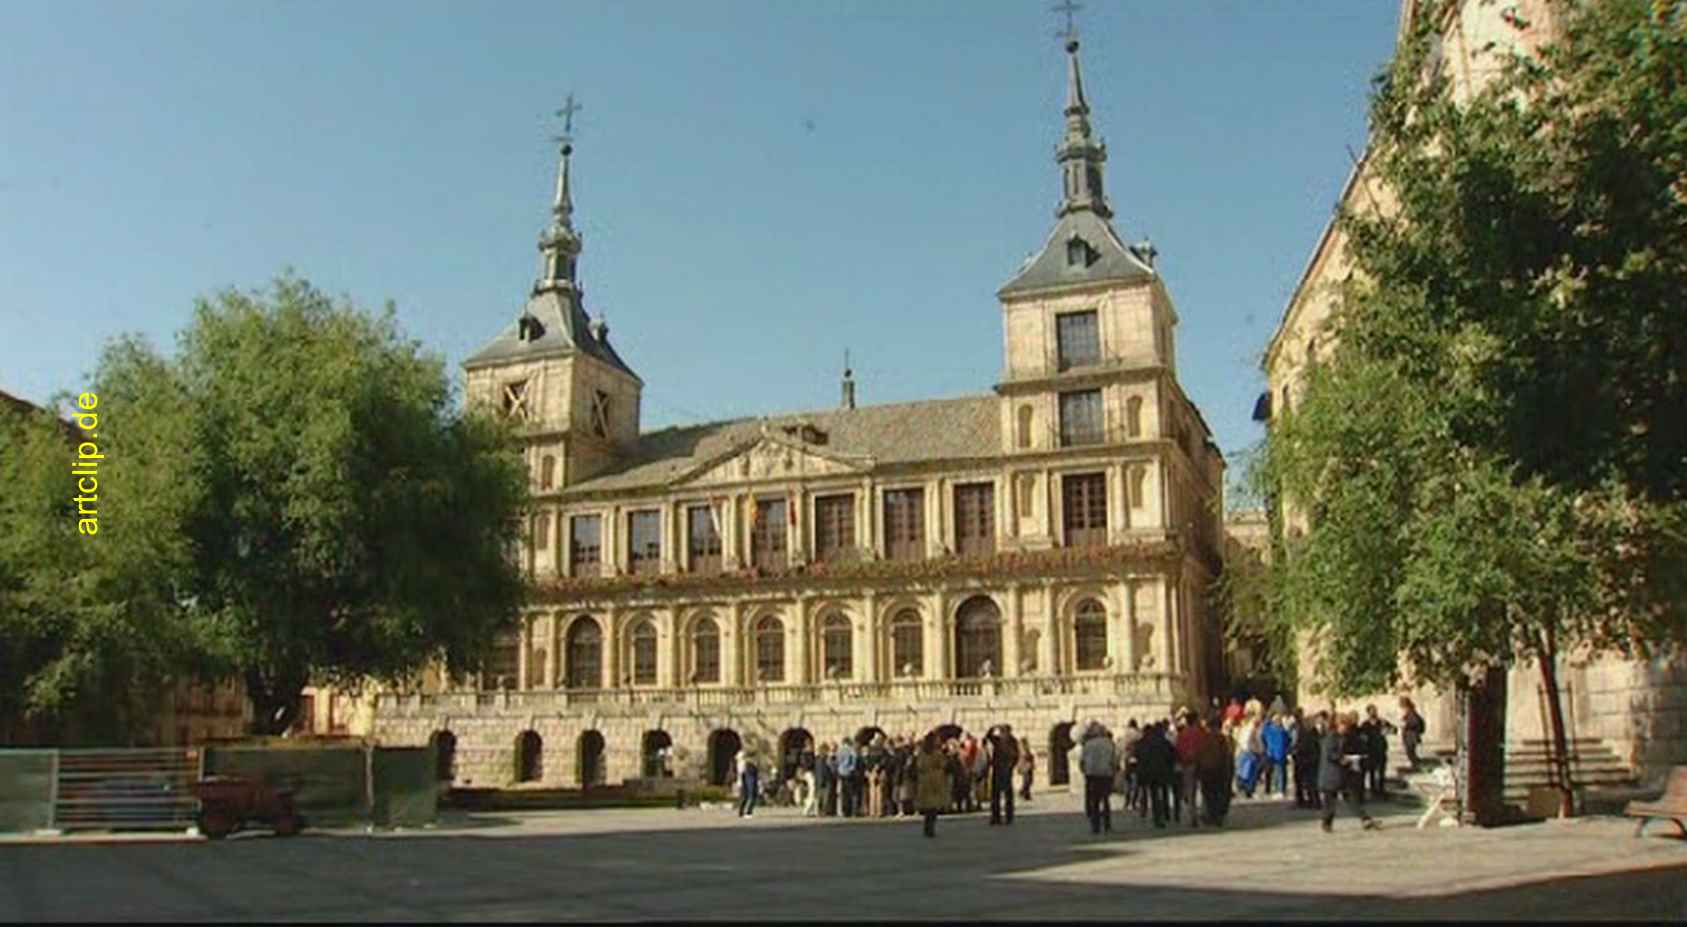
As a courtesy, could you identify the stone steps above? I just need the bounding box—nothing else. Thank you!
[1402,737,1636,804]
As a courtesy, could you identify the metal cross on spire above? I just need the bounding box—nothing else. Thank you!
[554,92,582,145]
[1051,0,1083,42]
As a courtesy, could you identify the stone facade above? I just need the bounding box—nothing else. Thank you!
[1261,0,1683,786]
[372,36,1228,789]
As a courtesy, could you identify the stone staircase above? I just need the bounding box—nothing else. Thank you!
[1399,737,1636,806]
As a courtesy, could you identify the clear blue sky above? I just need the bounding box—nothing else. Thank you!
[1,1,1398,478]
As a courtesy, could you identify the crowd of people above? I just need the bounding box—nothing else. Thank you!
[728,694,1427,838]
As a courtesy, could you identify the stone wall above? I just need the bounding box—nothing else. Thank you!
[375,688,1191,790]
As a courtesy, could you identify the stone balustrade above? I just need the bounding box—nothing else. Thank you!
[374,672,1184,719]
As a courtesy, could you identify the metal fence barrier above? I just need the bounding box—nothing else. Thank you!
[52,748,200,832]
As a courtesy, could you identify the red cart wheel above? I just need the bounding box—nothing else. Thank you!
[200,812,235,840]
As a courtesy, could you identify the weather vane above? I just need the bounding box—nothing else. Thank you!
[1052,0,1083,42]
[554,92,582,147]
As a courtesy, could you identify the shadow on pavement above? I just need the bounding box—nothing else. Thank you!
[2,798,1681,921]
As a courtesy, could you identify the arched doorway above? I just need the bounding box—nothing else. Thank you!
[707,729,742,786]
[778,727,812,782]
[515,730,543,783]
[1049,721,1075,786]
[577,730,605,788]
[854,725,886,747]
[642,730,673,778]
[429,730,457,784]
[955,596,1002,678]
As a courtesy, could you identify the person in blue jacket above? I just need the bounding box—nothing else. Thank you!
[1262,712,1292,799]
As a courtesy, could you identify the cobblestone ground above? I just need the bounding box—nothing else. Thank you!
[2,791,1683,921]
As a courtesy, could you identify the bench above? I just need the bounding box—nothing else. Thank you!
[1625,765,1687,838]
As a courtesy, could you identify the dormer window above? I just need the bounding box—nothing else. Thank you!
[1065,235,1096,268]
[781,422,827,445]
[517,314,545,343]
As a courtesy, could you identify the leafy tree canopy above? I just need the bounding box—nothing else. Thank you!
[4,273,531,737]
[1250,0,1687,700]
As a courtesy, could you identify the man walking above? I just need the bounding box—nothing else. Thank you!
[736,747,760,819]
[1078,721,1118,835]
[835,737,860,818]
[1173,711,1203,828]
[1134,720,1175,828]
[986,724,1020,825]
[1321,711,1380,833]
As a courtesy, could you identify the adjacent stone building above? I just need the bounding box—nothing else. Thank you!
[1261,0,1684,786]
[374,37,1226,790]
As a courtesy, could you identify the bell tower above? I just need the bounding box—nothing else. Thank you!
[463,95,643,492]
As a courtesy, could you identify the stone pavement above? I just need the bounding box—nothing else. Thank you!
[1,791,1682,921]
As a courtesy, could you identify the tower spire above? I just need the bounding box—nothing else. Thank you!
[1050,4,1111,220]
[537,93,584,293]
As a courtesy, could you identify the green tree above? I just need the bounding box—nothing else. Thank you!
[87,273,531,734]
[1252,0,1687,816]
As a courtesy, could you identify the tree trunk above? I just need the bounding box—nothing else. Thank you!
[1537,627,1576,818]
[245,665,308,737]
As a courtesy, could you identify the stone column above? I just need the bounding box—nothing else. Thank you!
[794,597,811,685]
[1122,581,1139,674]
[727,602,744,686]
[1004,585,1022,678]
[547,613,562,689]
[1160,577,1176,675]
[931,594,944,678]
[605,608,620,689]
[862,591,879,683]
[517,617,531,690]
[1041,585,1058,675]
[661,606,681,688]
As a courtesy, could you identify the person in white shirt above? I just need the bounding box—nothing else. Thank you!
[1078,721,1119,834]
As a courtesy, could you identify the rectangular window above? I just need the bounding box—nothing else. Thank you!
[1059,389,1105,447]
[751,499,787,571]
[954,483,995,557]
[686,504,722,574]
[484,632,521,688]
[1056,310,1101,370]
[569,515,601,574]
[882,488,925,561]
[813,494,855,562]
[628,510,661,575]
[1061,472,1108,548]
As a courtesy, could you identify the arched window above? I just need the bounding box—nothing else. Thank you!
[1126,396,1143,438]
[1130,466,1147,510]
[755,615,785,683]
[1016,405,1034,449]
[630,619,657,685]
[534,512,550,549]
[691,616,720,684]
[890,609,923,677]
[566,617,601,689]
[1074,598,1108,671]
[1017,474,1036,518]
[540,455,556,490]
[954,596,1002,679]
[821,614,852,680]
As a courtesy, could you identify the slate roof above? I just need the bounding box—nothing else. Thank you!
[997,207,1156,298]
[561,394,1002,495]
[463,288,639,381]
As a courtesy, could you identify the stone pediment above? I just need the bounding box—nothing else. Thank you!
[673,429,872,488]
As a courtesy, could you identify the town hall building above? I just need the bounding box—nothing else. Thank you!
[373,36,1226,790]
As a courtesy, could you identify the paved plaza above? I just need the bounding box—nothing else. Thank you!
[2,791,1682,921]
